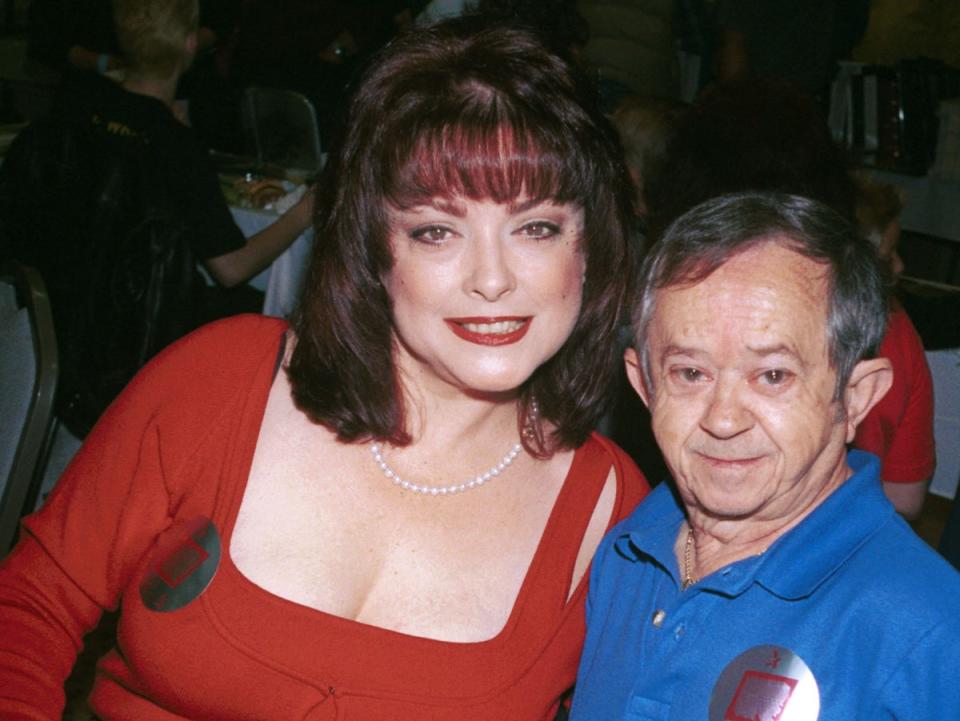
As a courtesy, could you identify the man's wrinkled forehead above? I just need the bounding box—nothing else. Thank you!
[649,242,832,354]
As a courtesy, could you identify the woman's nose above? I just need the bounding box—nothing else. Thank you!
[465,239,515,301]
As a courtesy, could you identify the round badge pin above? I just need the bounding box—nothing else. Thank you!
[139,516,222,612]
[709,644,819,721]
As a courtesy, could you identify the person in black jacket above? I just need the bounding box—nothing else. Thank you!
[2,0,314,436]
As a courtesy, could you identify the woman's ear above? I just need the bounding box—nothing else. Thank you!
[842,357,893,442]
[624,347,651,409]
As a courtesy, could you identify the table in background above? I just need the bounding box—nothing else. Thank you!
[229,205,314,319]
[927,348,960,500]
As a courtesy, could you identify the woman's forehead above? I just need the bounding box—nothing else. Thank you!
[382,124,580,205]
[385,194,584,216]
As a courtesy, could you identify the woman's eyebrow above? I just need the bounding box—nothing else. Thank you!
[430,197,467,216]
[509,197,542,214]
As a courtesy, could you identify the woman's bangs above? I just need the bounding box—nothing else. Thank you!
[385,123,580,208]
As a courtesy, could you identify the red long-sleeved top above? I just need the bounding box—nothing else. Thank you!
[0,315,648,720]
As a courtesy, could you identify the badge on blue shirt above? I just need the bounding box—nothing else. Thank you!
[709,645,820,721]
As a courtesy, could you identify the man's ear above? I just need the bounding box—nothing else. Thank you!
[842,357,893,442]
[624,347,651,409]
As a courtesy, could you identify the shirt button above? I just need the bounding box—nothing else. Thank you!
[674,624,685,639]
[652,610,666,628]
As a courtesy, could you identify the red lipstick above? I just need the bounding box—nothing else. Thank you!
[445,317,531,346]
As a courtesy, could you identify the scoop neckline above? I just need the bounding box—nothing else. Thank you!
[207,325,600,652]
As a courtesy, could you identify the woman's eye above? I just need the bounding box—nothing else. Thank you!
[517,221,561,239]
[410,225,453,244]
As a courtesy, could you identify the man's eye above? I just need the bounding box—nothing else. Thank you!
[410,225,452,244]
[518,221,561,239]
[672,367,704,383]
[759,369,793,386]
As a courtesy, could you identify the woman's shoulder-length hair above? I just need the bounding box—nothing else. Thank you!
[287,16,637,456]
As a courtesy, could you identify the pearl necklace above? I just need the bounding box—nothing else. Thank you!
[370,441,522,496]
[370,402,538,497]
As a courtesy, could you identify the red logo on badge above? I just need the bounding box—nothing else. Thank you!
[724,670,798,721]
[155,535,209,587]
[140,516,222,612]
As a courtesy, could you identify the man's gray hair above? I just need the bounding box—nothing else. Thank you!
[632,192,889,399]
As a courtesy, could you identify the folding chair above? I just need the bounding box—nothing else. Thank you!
[0,261,58,554]
[241,86,323,172]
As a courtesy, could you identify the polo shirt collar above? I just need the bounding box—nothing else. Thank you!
[614,482,685,586]
[613,450,894,599]
[753,450,894,599]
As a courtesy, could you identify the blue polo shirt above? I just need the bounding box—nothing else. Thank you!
[570,451,960,721]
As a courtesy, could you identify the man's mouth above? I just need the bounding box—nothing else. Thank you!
[697,452,764,467]
[445,317,532,346]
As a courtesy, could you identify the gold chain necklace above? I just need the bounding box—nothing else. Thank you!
[682,524,698,590]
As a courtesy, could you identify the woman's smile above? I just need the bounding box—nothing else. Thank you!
[445,317,532,345]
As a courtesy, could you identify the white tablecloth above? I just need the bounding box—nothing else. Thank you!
[928,348,960,499]
[230,206,314,318]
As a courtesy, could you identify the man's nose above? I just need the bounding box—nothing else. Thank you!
[699,376,753,439]
[465,238,515,301]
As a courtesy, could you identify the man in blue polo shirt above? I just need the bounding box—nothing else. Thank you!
[571,192,960,721]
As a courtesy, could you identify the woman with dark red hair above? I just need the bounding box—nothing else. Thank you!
[0,16,648,720]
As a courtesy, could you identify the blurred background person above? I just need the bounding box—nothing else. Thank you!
[0,0,315,438]
[604,92,687,487]
[849,172,934,519]
[230,0,414,146]
[26,0,124,79]
[609,93,687,226]
[23,0,238,129]
[475,0,589,65]
[715,0,870,107]
[578,0,680,112]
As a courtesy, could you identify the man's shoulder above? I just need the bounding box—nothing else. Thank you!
[591,482,678,574]
[848,514,960,626]
[615,481,678,532]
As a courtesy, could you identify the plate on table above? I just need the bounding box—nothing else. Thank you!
[221,173,301,211]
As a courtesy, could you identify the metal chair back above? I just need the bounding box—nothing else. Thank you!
[241,86,322,172]
[0,261,58,554]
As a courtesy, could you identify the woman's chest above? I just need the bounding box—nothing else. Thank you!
[103,464,578,721]
[229,453,558,642]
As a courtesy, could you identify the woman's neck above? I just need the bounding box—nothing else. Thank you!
[403,387,522,450]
